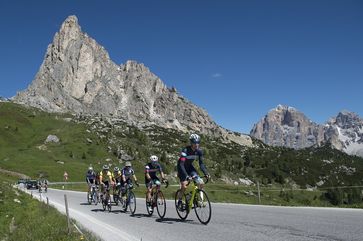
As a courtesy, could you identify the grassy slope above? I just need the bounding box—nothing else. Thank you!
[1,102,362,207]
[0,173,99,241]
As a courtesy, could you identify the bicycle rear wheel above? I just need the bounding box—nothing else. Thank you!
[175,189,189,220]
[128,191,136,215]
[156,190,166,219]
[194,189,211,225]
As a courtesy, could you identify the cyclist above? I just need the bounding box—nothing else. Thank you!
[121,161,139,199]
[112,166,122,195]
[145,155,166,211]
[86,166,96,195]
[177,133,210,209]
[99,165,114,203]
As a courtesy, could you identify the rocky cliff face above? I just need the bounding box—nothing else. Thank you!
[13,16,252,146]
[325,111,363,157]
[251,105,363,157]
[250,105,325,149]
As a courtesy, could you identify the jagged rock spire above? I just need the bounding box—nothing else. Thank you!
[13,15,252,146]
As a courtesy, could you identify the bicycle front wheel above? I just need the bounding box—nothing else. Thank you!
[156,190,166,219]
[145,194,154,216]
[87,192,91,204]
[175,189,189,220]
[194,189,211,225]
[128,191,136,215]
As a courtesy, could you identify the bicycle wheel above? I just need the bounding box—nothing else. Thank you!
[102,198,106,211]
[87,192,92,204]
[113,193,119,206]
[194,189,211,225]
[175,189,189,220]
[128,191,136,215]
[122,193,128,212]
[92,191,98,205]
[145,193,154,216]
[107,196,112,212]
[156,190,166,219]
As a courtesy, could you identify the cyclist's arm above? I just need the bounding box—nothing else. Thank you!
[198,149,208,176]
[145,166,151,180]
[132,175,138,182]
[179,151,189,178]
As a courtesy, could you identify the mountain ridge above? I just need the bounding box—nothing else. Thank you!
[251,105,363,157]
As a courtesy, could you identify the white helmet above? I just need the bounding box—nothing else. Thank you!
[150,155,158,162]
[189,133,200,144]
[125,161,132,167]
[88,166,93,171]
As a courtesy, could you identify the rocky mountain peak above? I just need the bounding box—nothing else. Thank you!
[251,106,363,157]
[251,105,324,149]
[334,111,361,129]
[13,15,252,147]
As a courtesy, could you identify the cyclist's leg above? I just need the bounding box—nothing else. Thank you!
[146,181,153,202]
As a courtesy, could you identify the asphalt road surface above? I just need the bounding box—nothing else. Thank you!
[25,188,363,241]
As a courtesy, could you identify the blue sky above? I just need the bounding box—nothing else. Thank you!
[0,0,362,134]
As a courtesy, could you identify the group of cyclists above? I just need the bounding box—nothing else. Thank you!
[85,133,210,213]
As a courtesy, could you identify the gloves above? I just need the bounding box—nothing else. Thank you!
[135,181,139,187]
[205,174,210,180]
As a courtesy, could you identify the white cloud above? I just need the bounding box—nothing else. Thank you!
[211,73,222,78]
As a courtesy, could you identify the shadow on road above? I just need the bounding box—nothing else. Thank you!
[155,217,196,225]
[80,202,92,205]
[130,213,154,219]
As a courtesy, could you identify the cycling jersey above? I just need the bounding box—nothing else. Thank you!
[144,162,162,184]
[86,170,96,183]
[122,167,135,180]
[113,171,122,182]
[99,171,112,183]
[177,146,208,181]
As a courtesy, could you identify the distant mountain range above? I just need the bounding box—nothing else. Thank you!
[251,105,363,157]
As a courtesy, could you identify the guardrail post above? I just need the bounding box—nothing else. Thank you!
[64,194,71,234]
[257,181,261,204]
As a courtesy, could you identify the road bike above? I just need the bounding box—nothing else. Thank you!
[100,184,112,212]
[119,182,137,214]
[145,180,168,219]
[175,176,212,225]
[88,184,99,205]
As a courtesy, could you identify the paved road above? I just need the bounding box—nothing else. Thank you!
[26,188,363,241]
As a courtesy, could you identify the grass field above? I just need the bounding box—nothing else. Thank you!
[0,173,99,241]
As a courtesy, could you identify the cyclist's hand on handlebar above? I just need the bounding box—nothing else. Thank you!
[135,181,139,187]
[205,174,210,180]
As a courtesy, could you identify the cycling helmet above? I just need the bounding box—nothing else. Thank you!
[114,166,120,172]
[189,133,200,144]
[125,161,132,167]
[88,166,93,171]
[150,155,158,162]
[102,164,109,170]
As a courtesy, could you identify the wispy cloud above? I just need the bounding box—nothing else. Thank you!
[211,73,222,78]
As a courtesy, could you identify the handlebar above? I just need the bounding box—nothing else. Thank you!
[187,175,209,185]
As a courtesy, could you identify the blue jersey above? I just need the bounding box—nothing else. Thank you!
[122,167,135,180]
